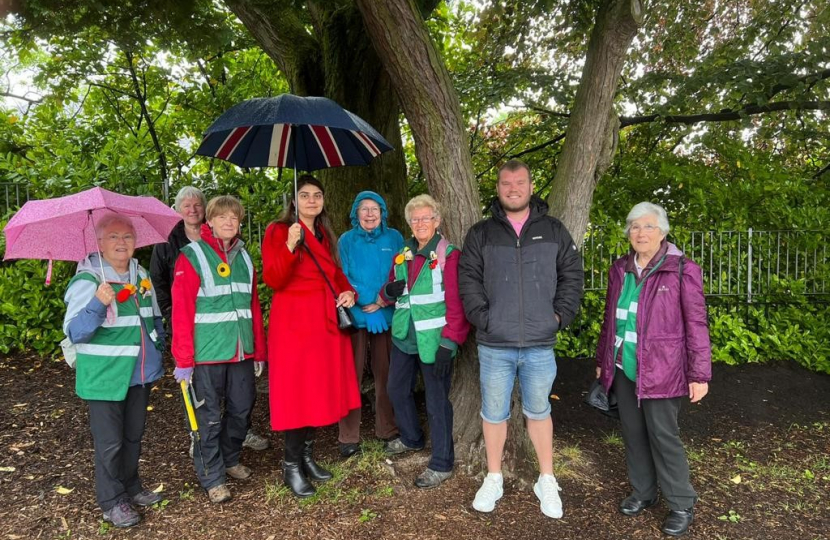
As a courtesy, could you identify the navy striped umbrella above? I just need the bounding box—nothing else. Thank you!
[196,95,393,171]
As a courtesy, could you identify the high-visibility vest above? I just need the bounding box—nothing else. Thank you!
[180,240,254,363]
[391,240,455,364]
[71,268,158,401]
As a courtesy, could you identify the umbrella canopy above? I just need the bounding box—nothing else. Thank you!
[195,94,394,170]
[3,187,182,262]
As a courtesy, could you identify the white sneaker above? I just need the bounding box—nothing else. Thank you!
[472,473,504,513]
[533,474,563,519]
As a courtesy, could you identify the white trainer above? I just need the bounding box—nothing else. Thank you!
[533,474,563,519]
[472,473,504,513]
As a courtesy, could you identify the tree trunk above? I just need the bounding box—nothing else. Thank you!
[354,0,480,245]
[223,0,408,232]
[354,0,489,473]
[547,0,644,245]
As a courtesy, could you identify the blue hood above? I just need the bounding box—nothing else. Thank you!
[349,191,389,238]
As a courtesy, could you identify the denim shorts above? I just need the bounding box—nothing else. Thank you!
[478,344,557,423]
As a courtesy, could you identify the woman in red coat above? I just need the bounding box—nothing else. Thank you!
[262,175,361,498]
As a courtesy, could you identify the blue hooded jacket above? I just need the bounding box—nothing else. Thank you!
[338,191,404,329]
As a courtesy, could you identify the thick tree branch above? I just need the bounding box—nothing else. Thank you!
[620,100,830,127]
[223,0,323,94]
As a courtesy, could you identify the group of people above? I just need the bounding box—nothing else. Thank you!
[62,159,711,537]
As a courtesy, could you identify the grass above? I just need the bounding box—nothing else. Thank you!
[601,430,624,447]
[264,439,394,507]
[553,444,590,480]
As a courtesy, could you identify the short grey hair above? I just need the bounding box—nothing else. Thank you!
[174,186,206,209]
[404,194,441,223]
[95,213,136,239]
[624,202,670,236]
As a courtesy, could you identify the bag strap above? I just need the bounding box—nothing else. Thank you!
[303,244,338,300]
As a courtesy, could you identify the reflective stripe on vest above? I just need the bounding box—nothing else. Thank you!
[391,242,455,364]
[69,268,156,401]
[182,241,255,362]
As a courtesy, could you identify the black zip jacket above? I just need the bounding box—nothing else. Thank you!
[458,196,584,347]
[149,219,189,322]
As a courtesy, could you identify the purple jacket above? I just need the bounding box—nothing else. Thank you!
[596,242,712,399]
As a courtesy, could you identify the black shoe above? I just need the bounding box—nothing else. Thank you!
[339,442,361,458]
[619,494,659,516]
[283,461,315,498]
[302,440,333,482]
[661,509,694,537]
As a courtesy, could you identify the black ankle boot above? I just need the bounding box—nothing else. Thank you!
[302,440,333,482]
[283,461,315,498]
[283,429,315,497]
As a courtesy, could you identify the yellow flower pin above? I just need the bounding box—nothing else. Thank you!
[394,254,405,265]
[140,278,152,291]
[217,262,231,277]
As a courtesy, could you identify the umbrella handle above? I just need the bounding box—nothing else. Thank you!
[180,380,199,432]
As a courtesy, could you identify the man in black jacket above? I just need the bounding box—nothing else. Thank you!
[458,160,583,519]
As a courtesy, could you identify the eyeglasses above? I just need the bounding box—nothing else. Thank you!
[629,224,660,234]
[358,207,380,215]
[101,233,136,243]
[409,216,436,225]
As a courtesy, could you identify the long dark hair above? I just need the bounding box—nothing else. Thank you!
[277,175,340,266]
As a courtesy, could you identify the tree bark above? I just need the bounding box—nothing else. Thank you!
[547,0,645,246]
[223,0,408,233]
[354,0,480,245]
[354,0,485,469]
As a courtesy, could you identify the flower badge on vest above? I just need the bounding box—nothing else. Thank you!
[138,278,152,298]
[394,246,413,266]
[116,283,138,303]
[428,251,438,270]
[217,262,231,277]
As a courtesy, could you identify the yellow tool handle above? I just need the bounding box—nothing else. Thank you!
[180,380,199,432]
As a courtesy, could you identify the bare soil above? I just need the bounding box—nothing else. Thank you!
[1,353,828,540]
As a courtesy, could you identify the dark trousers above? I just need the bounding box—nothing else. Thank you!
[191,360,255,489]
[387,345,454,472]
[87,385,151,511]
[338,329,398,443]
[613,372,697,510]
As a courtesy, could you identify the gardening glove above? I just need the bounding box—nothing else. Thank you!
[174,366,194,384]
[254,361,264,377]
[433,346,454,378]
[384,279,406,299]
[364,311,388,334]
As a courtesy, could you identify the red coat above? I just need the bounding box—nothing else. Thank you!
[262,221,361,430]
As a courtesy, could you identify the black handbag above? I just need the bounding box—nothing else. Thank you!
[303,244,356,331]
[584,379,619,419]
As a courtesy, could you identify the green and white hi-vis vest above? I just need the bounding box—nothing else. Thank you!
[181,240,254,363]
[391,240,455,364]
[614,257,665,381]
[71,268,158,401]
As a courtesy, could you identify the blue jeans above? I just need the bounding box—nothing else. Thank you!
[387,346,454,472]
[478,344,557,423]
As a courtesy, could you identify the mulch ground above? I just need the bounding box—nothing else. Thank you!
[1,353,828,540]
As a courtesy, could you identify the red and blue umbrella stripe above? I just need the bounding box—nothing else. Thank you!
[196,95,393,171]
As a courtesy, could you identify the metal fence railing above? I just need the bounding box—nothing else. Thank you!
[1,183,29,217]
[582,229,828,302]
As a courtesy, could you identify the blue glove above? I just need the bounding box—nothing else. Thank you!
[364,311,389,334]
[174,366,194,383]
